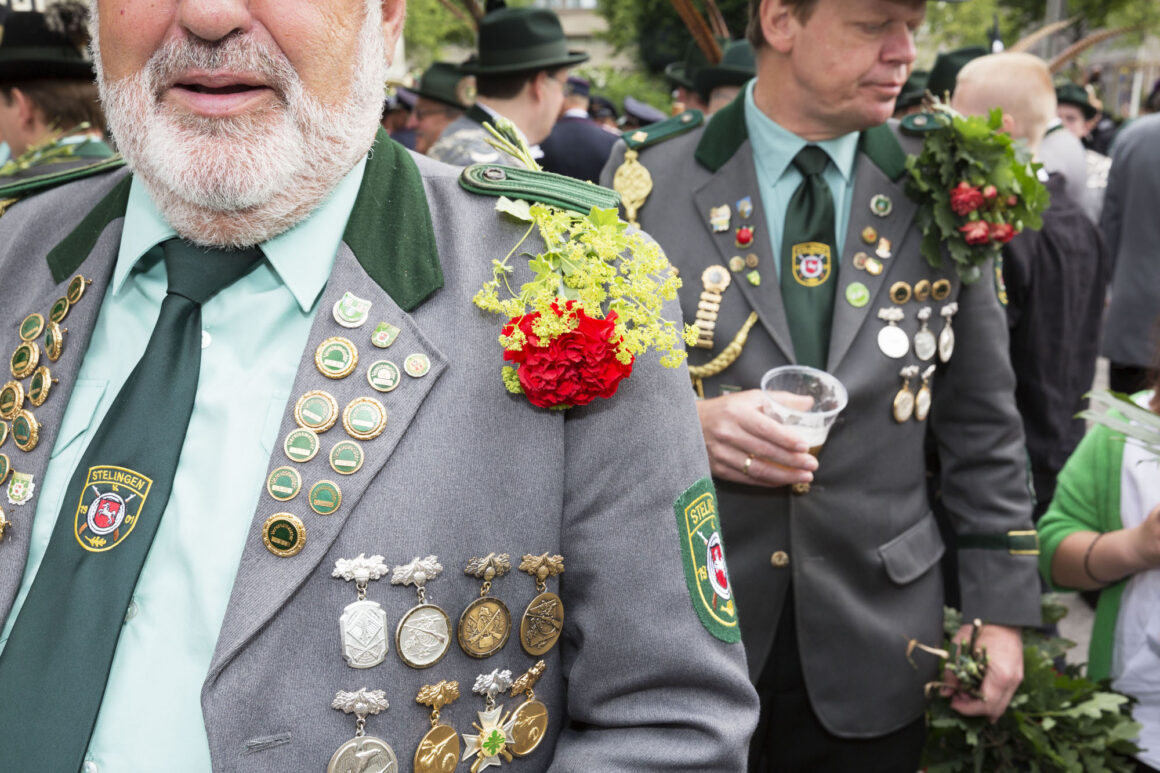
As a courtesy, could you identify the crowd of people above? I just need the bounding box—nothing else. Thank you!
[0,0,1157,771]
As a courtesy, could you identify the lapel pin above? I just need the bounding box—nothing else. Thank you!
[734,225,756,248]
[861,226,878,244]
[309,480,342,516]
[736,196,754,219]
[709,205,731,233]
[18,313,45,343]
[870,194,893,217]
[6,471,34,506]
[262,513,305,557]
[333,292,372,329]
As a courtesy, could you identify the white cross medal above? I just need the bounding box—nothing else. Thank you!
[462,669,516,773]
[333,554,390,668]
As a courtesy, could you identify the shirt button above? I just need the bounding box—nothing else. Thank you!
[124,598,139,622]
[83,760,99,773]
[770,551,790,569]
[201,330,212,349]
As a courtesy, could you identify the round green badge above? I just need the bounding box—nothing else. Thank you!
[263,513,306,557]
[404,353,431,378]
[49,297,70,324]
[314,337,358,379]
[19,313,45,342]
[0,382,22,420]
[308,480,342,515]
[10,341,39,379]
[0,420,8,449]
[366,360,401,393]
[294,390,339,432]
[0,453,9,486]
[12,410,38,452]
[266,466,302,502]
[284,427,321,463]
[846,281,871,308]
[44,322,64,362]
[342,397,387,441]
[329,440,365,475]
[870,193,893,217]
[66,274,89,305]
[728,255,745,273]
[28,367,53,407]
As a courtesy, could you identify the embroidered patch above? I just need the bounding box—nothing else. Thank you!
[993,258,1008,307]
[73,466,152,553]
[791,242,832,287]
[673,477,740,643]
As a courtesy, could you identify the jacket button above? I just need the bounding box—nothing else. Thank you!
[770,551,789,568]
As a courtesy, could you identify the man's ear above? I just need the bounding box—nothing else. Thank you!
[11,88,39,131]
[759,0,798,55]
[381,0,406,64]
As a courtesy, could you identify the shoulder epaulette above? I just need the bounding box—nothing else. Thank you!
[621,110,704,151]
[460,164,620,214]
[899,112,943,136]
[0,155,127,217]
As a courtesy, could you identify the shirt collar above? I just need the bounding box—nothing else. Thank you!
[562,108,589,120]
[114,156,368,312]
[743,80,860,184]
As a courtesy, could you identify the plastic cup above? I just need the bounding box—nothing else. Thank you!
[760,365,848,452]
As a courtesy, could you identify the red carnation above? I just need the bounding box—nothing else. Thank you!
[950,182,985,216]
[982,184,998,200]
[502,302,634,409]
[959,220,991,245]
[1007,195,1019,207]
[990,222,1016,244]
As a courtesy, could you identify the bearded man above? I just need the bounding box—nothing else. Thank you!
[0,1,758,770]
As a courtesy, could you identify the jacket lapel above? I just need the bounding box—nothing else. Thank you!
[207,135,447,681]
[827,126,918,371]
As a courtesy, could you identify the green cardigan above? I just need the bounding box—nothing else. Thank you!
[1037,422,1127,681]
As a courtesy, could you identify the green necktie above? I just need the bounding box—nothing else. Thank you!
[780,145,838,369]
[0,240,261,771]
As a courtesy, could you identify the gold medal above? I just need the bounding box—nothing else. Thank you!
[458,553,512,659]
[18,313,45,343]
[327,688,397,773]
[315,337,358,379]
[508,661,549,758]
[914,279,931,302]
[414,681,462,773]
[0,381,24,420]
[518,553,564,657]
[931,278,952,302]
[10,341,39,380]
[43,321,66,362]
[392,555,453,669]
[892,365,919,423]
[889,281,911,305]
[262,513,305,557]
[342,396,387,441]
[66,274,91,305]
[11,410,39,452]
[294,390,339,432]
[48,297,69,324]
[613,149,653,226]
[27,367,57,407]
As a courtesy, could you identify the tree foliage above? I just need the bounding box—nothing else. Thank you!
[595,0,750,74]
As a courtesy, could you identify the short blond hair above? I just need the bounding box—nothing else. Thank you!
[954,53,1056,149]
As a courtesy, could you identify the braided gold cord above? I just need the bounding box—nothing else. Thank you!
[689,312,759,397]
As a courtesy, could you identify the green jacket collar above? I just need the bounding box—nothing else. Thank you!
[693,92,908,182]
[49,130,443,312]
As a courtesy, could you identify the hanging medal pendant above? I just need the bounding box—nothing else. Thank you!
[938,302,959,363]
[459,553,512,658]
[892,365,919,423]
[507,661,549,758]
[327,688,398,773]
[462,669,516,773]
[915,364,936,422]
[518,553,565,656]
[332,554,390,669]
[913,307,937,361]
[414,680,462,773]
[391,555,453,669]
[876,308,908,359]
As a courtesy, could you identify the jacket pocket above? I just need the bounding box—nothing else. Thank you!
[878,512,945,585]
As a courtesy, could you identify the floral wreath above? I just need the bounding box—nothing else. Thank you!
[904,99,1050,284]
[472,120,694,410]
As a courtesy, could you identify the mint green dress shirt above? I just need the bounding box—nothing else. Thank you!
[0,156,367,771]
[743,80,860,280]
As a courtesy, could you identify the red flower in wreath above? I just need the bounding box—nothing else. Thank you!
[989,222,1016,244]
[949,182,985,216]
[502,301,634,409]
[959,220,991,245]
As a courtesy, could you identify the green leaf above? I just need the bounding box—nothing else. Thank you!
[496,196,533,222]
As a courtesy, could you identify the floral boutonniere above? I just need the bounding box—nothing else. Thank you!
[472,120,694,410]
[904,101,1050,284]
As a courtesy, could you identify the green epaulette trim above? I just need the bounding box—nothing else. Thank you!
[460,164,620,214]
[0,155,127,205]
[622,110,703,151]
[958,530,1039,556]
[899,112,945,135]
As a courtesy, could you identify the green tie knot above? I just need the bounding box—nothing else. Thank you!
[162,240,263,305]
[792,145,830,178]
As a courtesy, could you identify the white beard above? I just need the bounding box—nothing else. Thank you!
[91,2,387,248]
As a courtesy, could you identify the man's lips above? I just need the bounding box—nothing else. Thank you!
[865,82,904,97]
[165,72,277,117]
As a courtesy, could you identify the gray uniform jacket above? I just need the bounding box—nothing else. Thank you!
[428,105,517,168]
[1099,112,1160,368]
[0,133,758,771]
[602,99,1041,738]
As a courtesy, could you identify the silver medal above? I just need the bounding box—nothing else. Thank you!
[938,302,959,363]
[333,554,390,669]
[915,365,936,422]
[391,555,453,669]
[877,308,909,359]
[328,688,398,773]
[913,307,936,361]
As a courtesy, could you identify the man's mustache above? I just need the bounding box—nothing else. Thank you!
[145,33,298,103]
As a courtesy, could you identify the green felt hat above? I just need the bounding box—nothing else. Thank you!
[896,68,929,111]
[1056,81,1097,120]
[459,8,589,76]
[412,62,474,109]
[0,3,94,85]
[926,45,986,101]
[693,40,755,99]
[664,40,713,92]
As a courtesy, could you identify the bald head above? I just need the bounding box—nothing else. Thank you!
[952,52,1056,153]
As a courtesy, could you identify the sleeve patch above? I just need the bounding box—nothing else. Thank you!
[673,477,741,643]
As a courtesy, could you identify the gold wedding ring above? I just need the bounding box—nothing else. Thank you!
[743,454,755,476]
